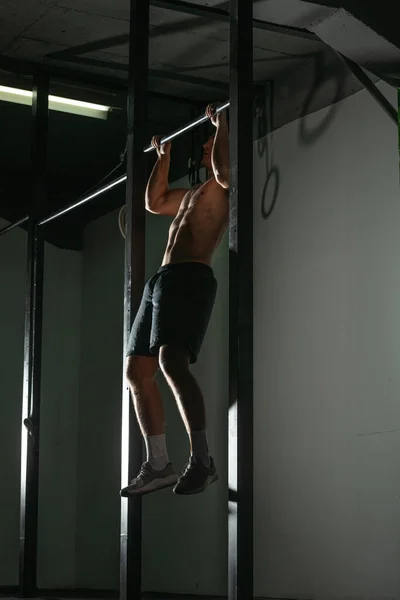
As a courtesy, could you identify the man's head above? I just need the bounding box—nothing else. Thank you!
[201,134,215,170]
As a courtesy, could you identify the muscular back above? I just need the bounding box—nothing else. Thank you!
[162,177,229,266]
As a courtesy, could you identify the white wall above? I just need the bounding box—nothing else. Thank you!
[0,222,27,585]
[37,243,82,588]
[0,221,82,588]
[75,208,124,589]
[254,82,400,600]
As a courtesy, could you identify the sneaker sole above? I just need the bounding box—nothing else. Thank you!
[120,473,178,497]
[173,473,219,496]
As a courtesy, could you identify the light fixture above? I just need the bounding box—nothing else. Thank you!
[0,85,111,120]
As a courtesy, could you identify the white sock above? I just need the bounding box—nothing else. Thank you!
[145,434,169,471]
[190,429,210,467]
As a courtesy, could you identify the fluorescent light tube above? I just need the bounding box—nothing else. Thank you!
[0,85,110,120]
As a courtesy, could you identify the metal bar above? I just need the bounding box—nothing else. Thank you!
[119,1,149,599]
[0,215,29,237]
[19,71,48,597]
[228,0,254,599]
[144,101,230,152]
[151,0,319,41]
[37,102,228,227]
[337,53,398,126]
[38,174,127,226]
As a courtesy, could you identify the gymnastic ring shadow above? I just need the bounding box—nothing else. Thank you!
[261,166,280,220]
[299,52,345,146]
[255,87,281,221]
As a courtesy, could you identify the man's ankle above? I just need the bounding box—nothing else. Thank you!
[189,429,210,466]
[145,433,170,471]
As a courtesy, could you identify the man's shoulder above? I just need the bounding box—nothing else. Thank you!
[201,176,228,194]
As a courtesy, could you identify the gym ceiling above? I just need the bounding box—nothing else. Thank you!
[0,0,399,249]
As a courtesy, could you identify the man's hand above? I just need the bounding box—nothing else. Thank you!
[206,103,227,128]
[151,135,171,158]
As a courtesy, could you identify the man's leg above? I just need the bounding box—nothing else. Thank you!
[120,358,178,497]
[159,345,218,495]
[126,355,165,437]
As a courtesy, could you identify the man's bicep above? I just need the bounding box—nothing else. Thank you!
[158,187,188,216]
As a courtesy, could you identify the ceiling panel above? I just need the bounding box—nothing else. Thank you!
[150,31,228,69]
[309,7,400,73]
[55,0,130,21]
[171,0,229,7]
[0,0,57,52]
[0,0,355,112]
[253,0,334,28]
[24,6,129,48]
[4,36,68,61]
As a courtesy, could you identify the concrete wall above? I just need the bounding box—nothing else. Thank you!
[254,82,400,599]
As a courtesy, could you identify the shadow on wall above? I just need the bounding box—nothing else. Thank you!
[257,84,281,221]
[260,52,345,221]
[298,52,345,147]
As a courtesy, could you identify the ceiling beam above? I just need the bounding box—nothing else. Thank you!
[0,55,208,105]
[49,54,229,91]
[150,0,319,41]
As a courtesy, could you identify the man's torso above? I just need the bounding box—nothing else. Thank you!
[162,177,229,266]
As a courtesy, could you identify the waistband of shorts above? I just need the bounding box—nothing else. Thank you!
[157,261,213,275]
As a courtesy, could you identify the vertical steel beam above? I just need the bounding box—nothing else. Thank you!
[228,0,254,599]
[19,72,48,597]
[120,2,149,600]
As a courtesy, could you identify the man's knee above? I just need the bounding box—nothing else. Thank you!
[125,355,159,389]
[159,345,189,377]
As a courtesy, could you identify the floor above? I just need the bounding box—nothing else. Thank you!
[1,597,227,600]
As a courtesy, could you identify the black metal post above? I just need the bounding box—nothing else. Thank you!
[120,1,149,600]
[228,0,254,599]
[19,72,48,597]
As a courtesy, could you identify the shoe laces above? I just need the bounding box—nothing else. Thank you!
[132,462,151,482]
[181,456,197,478]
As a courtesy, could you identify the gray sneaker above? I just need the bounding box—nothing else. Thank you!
[120,462,178,497]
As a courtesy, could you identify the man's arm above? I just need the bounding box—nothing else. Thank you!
[207,105,229,189]
[145,136,188,216]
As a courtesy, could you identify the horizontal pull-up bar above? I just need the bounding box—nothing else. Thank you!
[38,101,230,227]
[38,174,128,226]
[143,100,230,152]
[0,215,29,238]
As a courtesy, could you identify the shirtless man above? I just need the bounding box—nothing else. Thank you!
[120,104,229,497]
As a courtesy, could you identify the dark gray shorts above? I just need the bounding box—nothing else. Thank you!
[126,262,217,364]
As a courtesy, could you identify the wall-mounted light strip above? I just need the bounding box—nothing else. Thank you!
[0,85,111,120]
